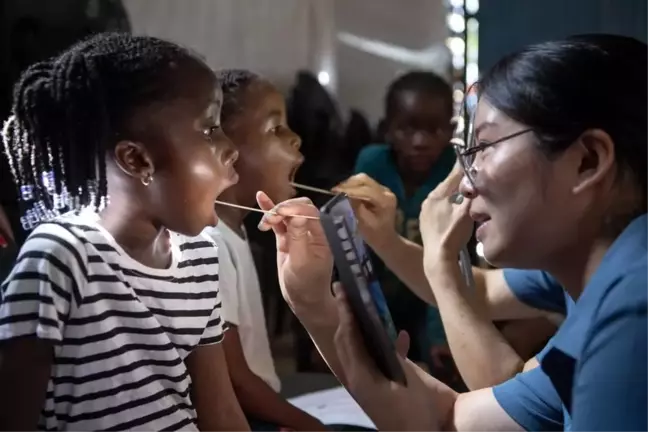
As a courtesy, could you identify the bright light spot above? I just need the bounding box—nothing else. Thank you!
[449,0,464,8]
[467,17,479,32]
[445,37,465,57]
[447,13,466,33]
[476,242,484,258]
[467,62,479,86]
[453,89,464,103]
[466,0,480,14]
[317,71,330,86]
[452,55,465,70]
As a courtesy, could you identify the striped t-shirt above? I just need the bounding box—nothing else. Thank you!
[0,211,225,431]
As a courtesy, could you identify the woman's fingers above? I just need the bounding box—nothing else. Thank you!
[428,162,465,200]
[256,192,314,233]
[395,330,410,359]
[333,173,380,191]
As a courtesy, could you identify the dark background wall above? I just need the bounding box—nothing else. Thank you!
[478,0,647,71]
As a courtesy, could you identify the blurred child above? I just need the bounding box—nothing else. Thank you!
[351,71,459,386]
[204,70,328,431]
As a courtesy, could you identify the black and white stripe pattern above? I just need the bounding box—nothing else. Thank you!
[0,212,225,431]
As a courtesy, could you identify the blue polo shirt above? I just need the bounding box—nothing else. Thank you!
[503,269,572,316]
[494,214,647,431]
[495,270,570,431]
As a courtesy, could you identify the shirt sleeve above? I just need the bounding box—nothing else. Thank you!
[492,365,564,431]
[503,269,567,314]
[0,223,86,342]
[570,275,647,431]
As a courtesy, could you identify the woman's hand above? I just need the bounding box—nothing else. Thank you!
[332,174,399,249]
[419,163,473,267]
[256,192,333,309]
[332,283,442,431]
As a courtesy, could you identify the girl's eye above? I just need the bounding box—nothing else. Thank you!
[203,125,220,140]
[271,125,282,134]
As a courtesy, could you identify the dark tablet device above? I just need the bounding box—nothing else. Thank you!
[320,193,407,386]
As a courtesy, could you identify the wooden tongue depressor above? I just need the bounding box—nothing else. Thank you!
[214,200,320,220]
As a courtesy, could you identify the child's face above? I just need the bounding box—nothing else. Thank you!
[112,69,239,236]
[224,80,303,205]
[386,90,453,176]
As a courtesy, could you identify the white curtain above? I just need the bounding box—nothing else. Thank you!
[122,0,335,91]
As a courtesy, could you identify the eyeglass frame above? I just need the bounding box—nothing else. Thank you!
[450,95,534,185]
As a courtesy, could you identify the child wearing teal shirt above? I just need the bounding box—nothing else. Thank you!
[353,71,459,387]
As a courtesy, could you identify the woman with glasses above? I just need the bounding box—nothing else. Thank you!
[257,33,647,431]
[336,86,564,393]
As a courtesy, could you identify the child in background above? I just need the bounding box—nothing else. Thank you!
[203,70,327,431]
[351,71,459,386]
[0,33,248,431]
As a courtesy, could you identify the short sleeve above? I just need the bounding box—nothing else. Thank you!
[503,269,567,314]
[492,365,564,431]
[0,223,86,342]
[211,234,240,326]
[571,275,647,431]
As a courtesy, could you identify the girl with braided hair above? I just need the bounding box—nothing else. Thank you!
[0,33,248,430]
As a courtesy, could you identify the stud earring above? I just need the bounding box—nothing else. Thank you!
[141,173,153,186]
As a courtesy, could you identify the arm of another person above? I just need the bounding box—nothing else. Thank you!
[372,232,551,320]
[570,275,647,431]
[186,304,249,431]
[0,224,86,430]
[223,325,326,431]
[425,257,561,390]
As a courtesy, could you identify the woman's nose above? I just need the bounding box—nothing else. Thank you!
[458,173,477,199]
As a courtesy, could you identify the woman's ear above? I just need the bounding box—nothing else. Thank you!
[571,129,616,196]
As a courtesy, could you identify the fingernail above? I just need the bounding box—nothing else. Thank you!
[332,282,343,297]
[257,218,268,231]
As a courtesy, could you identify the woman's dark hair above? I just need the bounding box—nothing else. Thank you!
[1,32,211,231]
[216,69,261,125]
[480,34,647,211]
[385,70,453,119]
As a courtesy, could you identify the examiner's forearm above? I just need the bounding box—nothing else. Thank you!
[425,260,524,390]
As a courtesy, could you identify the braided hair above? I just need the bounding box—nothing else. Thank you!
[1,32,210,232]
[216,69,260,125]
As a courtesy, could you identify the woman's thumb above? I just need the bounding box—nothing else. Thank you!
[395,330,410,358]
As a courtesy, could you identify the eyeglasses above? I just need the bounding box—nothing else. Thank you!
[451,92,534,185]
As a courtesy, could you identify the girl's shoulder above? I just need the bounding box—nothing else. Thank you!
[172,229,220,255]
